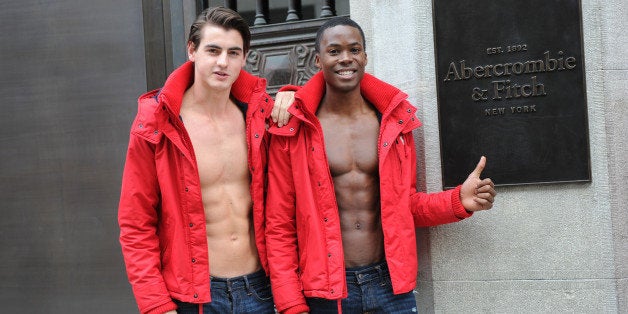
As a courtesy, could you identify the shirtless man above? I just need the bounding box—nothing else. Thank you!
[265,17,496,314]
[118,8,293,314]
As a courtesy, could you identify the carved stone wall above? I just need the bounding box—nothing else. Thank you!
[245,19,331,94]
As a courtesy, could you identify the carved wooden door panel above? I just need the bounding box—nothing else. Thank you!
[245,20,326,94]
[203,0,348,94]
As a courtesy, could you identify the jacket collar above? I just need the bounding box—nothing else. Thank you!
[155,61,264,116]
[296,71,408,117]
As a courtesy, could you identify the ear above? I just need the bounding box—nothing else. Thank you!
[187,42,196,62]
[315,53,321,69]
[364,52,368,67]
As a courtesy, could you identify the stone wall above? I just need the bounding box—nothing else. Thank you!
[350,0,627,312]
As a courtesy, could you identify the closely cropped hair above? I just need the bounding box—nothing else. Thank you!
[188,7,251,53]
[315,16,366,52]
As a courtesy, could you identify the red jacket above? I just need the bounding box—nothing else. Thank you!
[265,72,472,314]
[118,61,273,314]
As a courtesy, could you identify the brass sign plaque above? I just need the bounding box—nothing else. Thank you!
[433,0,591,188]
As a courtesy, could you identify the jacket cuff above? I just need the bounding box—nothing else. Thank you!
[278,84,300,92]
[145,300,177,314]
[451,185,473,219]
[282,303,310,314]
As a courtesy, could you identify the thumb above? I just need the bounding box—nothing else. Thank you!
[470,156,486,178]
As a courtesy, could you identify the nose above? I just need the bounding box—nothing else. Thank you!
[338,51,352,64]
[217,51,228,67]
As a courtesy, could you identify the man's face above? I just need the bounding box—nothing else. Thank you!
[315,25,367,93]
[188,24,245,92]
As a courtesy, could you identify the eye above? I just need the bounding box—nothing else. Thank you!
[229,50,241,57]
[328,49,339,55]
[207,48,220,55]
[351,47,361,54]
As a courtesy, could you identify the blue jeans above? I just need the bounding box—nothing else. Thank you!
[174,269,275,314]
[306,261,417,314]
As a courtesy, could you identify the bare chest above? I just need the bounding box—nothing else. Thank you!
[319,113,380,177]
[182,111,249,187]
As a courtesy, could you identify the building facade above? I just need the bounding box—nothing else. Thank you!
[0,0,625,312]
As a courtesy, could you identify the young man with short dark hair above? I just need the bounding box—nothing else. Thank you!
[118,7,293,314]
[265,16,496,314]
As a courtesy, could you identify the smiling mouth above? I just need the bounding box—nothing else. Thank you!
[336,70,356,78]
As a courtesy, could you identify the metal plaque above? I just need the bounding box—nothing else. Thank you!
[433,0,591,188]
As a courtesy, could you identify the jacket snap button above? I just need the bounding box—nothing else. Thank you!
[185,187,189,192]
[255,133,259,138]
[398,120,403,124]
[193,293,198,298]
[153,130,158,135]
[191,258,196,263]
[383,142,388,147]
[289,128,294,132]
[324,218,328,222]
[261,108,264,113]
[327,253,331,257]
[407,109,411,113]
[138,124,143,128]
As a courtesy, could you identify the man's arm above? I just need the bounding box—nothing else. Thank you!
[411,157,496,226]
[118,135,177,314]
[265,135,310,314]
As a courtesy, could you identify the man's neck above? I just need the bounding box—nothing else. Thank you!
[319,86,369,117]
[183,83,233,117]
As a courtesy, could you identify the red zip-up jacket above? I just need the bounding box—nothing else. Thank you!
[265,72,472,314]
[118,61,273,314]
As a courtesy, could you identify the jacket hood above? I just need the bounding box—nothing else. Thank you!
[139,61,265,117]
[296,71,410,116]
[272,71,421,136]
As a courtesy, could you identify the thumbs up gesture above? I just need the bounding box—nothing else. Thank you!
[460,156,496,212]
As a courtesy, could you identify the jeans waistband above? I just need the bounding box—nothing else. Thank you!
[345,261,389,285]
[210,269,268,293]
[210,269,267,282]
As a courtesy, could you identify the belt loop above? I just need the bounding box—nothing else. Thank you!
[244,274,253,296]
[376,265,386,286]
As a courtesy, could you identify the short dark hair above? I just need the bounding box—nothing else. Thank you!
[188,7,251,54]
[315,16,366,52]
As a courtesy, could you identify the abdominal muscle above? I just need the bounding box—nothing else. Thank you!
[334,172,385,268]
[202,181,260,278]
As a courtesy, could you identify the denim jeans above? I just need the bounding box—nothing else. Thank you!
[174,269,275,314]
[306,261,417,314]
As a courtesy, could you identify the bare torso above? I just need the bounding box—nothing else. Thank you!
[318,102,384,267]
[180,94,260,278]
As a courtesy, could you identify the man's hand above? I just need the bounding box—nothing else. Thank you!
[272,91,295,127]
[460,156,496,211]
